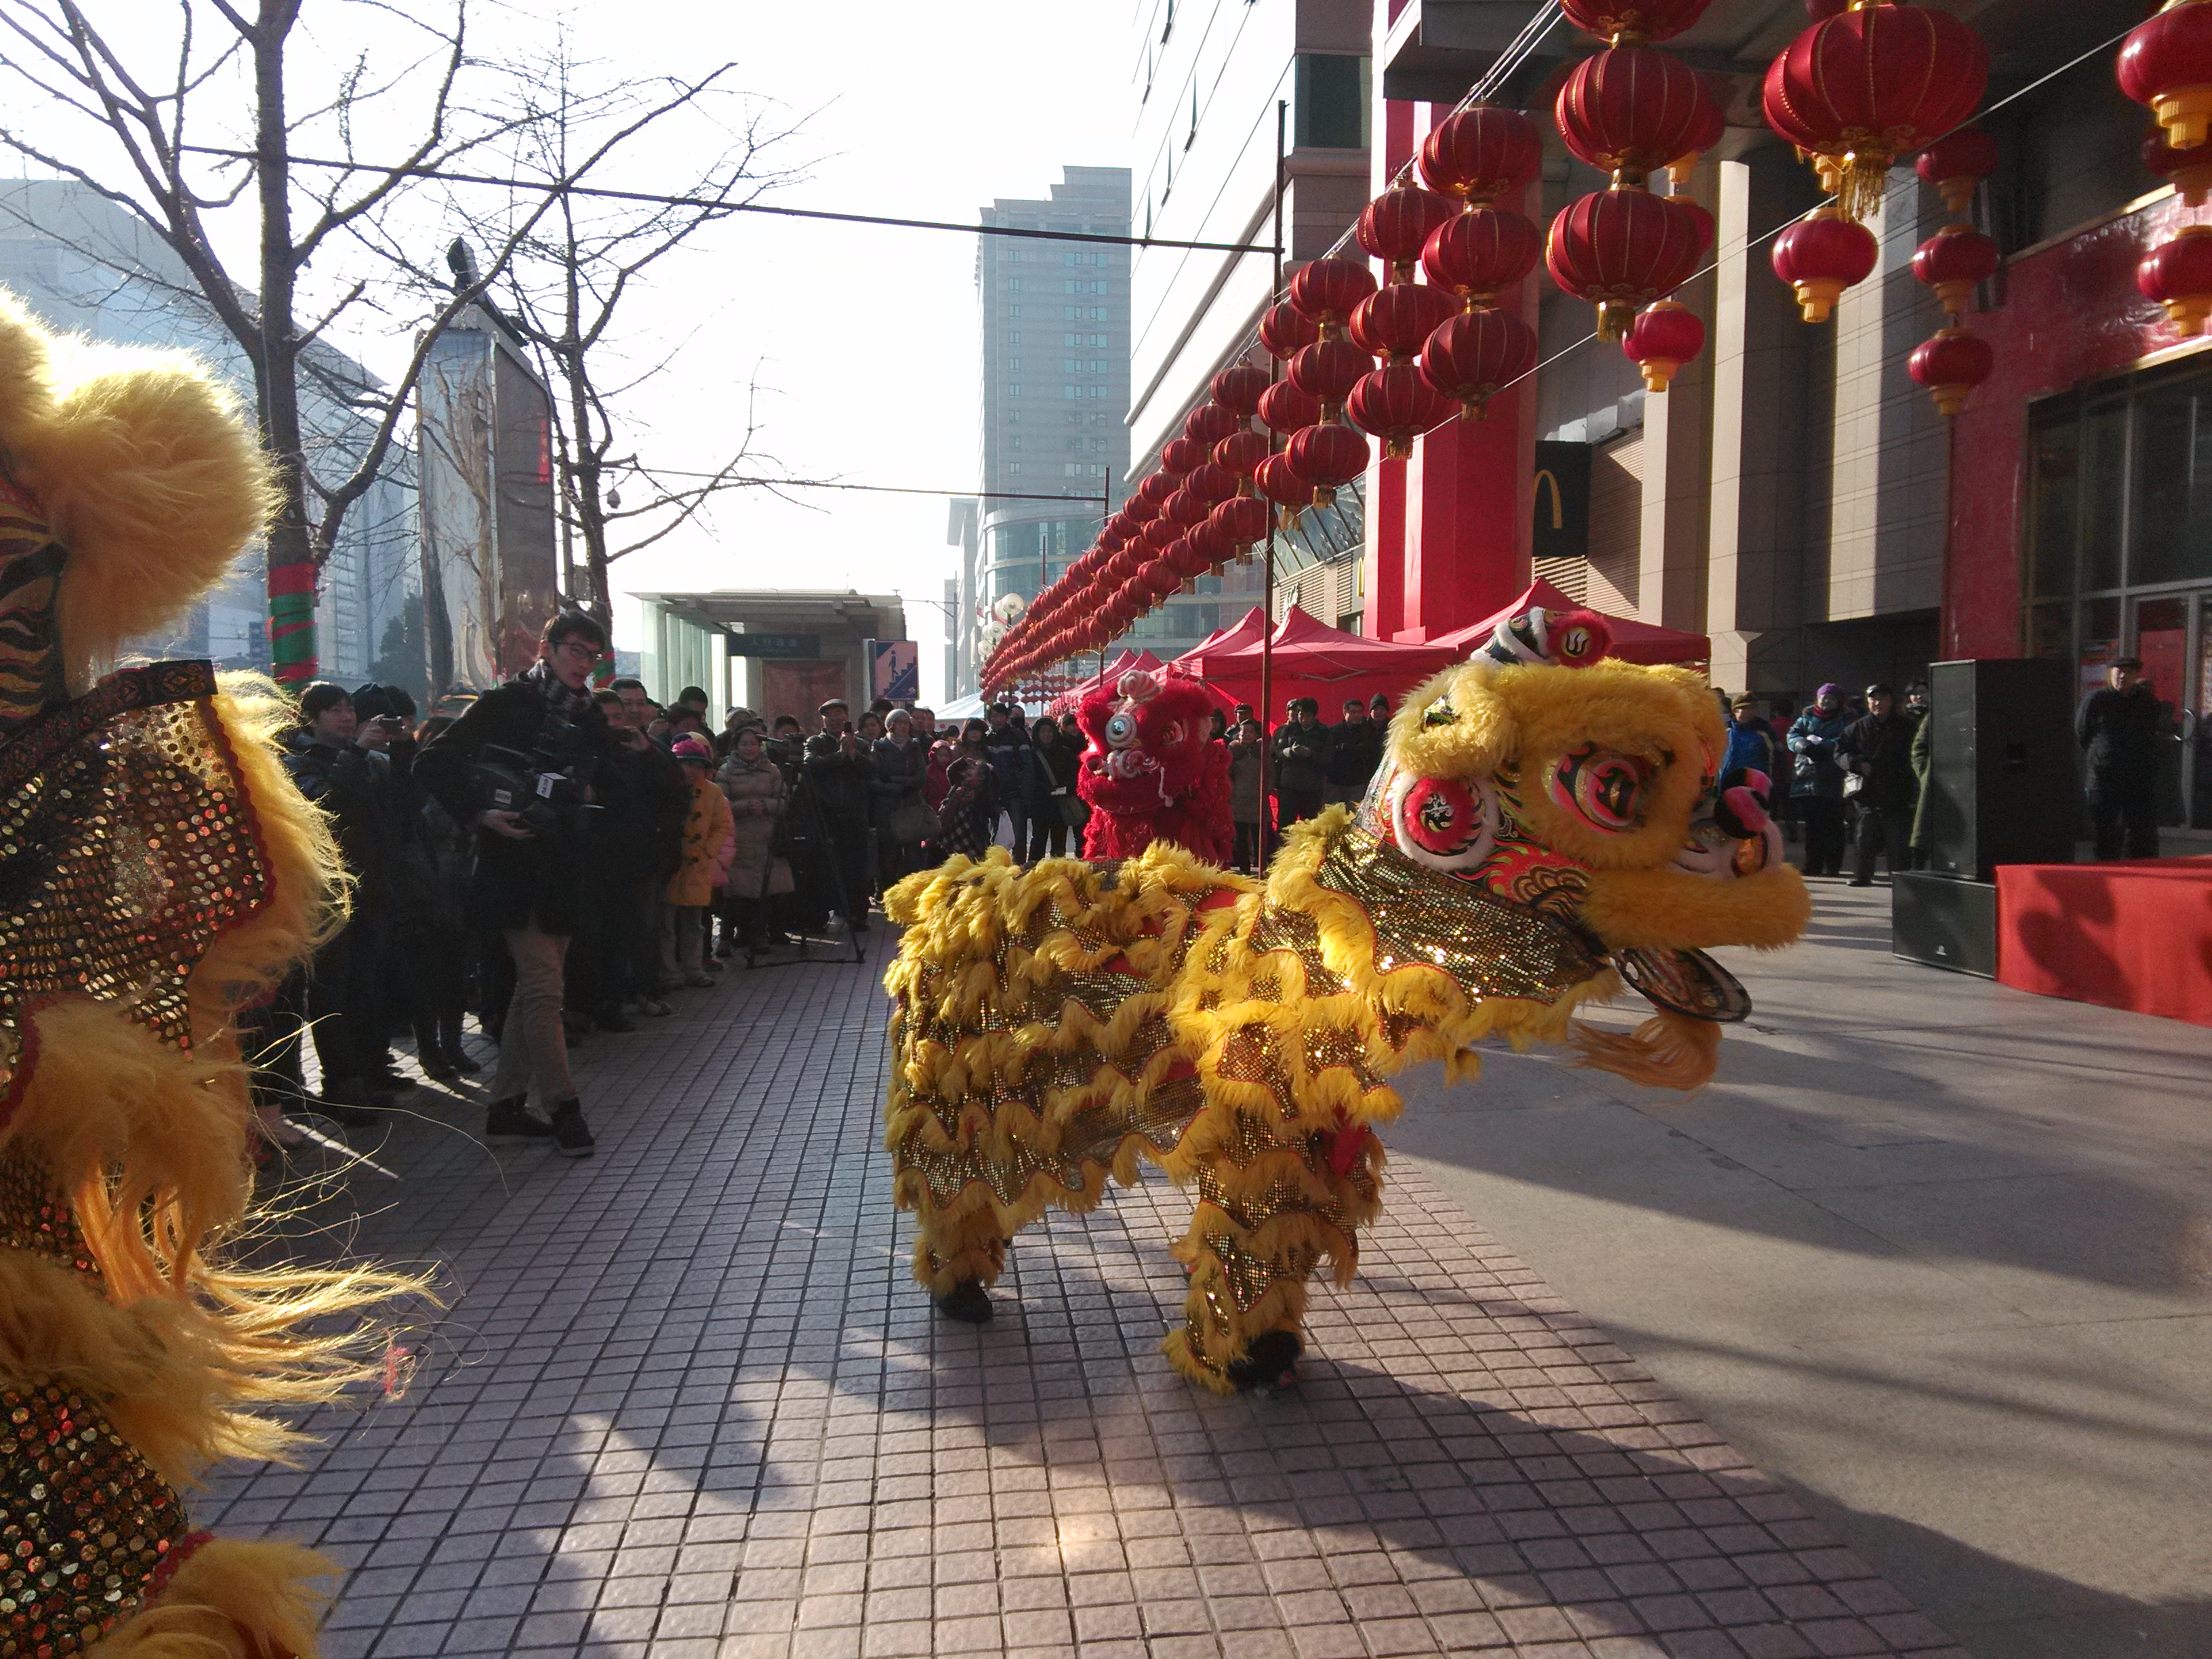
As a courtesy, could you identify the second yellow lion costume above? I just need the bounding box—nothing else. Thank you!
[885,609,1809,1392]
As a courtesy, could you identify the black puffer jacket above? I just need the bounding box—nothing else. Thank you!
[2075,684,2167,790]
[413,678,613,936]
[1837,712,1920,812]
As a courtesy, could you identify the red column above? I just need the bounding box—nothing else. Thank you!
[1396,155,1538,642]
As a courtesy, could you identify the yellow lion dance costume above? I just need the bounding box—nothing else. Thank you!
[0,296,402,1656]
[884,609,1810,1393]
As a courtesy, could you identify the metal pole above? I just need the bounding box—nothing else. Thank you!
[1258,96,1288,869]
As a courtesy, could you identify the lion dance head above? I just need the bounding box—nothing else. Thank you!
[1073,668,1231,863]
[1335,606,1809,1086]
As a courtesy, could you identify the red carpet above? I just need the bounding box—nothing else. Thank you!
[1995,856,2212,1027]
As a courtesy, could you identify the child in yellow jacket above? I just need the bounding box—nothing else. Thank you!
[665,735,735,985]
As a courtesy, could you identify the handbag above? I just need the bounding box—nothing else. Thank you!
[1059,794,1090,830]
[887,796,941,843]
[1842,771,1865,798]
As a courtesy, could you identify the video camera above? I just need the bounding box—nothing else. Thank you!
[470,743,596,838]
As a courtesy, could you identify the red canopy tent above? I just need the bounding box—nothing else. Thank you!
[1170,605,1269,673]
[1183,606,1462,717]
[1429,578,1711,665]
[1047,649,1164,716]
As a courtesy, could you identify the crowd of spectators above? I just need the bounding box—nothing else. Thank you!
[264,624,2164,1161]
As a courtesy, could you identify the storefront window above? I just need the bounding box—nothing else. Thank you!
[2028,418,2078,598]
[2080,401,2127,593]
[2131,379,2212,586]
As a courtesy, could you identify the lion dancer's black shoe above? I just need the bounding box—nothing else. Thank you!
[935,1279,994,1324]
[1226,1329,1302,1393]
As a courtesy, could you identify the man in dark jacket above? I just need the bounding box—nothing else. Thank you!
[415,611,614,1156]
[2076,656,2168,859]
[798,727,877,931]
[982,703,1031,851]
[1323,696,1385,808]
[1837,683,1918,886]
[272,682,396,1127]
[1271,698,1333,827]
[570,685,689,1027]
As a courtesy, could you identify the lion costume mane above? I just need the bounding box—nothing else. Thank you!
[0,295,401,1657]
[884,608,1809,1392]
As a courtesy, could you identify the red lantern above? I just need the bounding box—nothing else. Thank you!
[1422,205,1542,301]
[1185,403,1241,447]
[1186,518,1235,569]
[1254,453,1313,525]
[1212,493,1271,548]
[1770,205,1879,323]
[1143,517,1181,553]
[1212,361,1271,417]
[2144,127,2212,207]
[1347,362,1458,459]
[1214,430,1271,476]
[1161,436,1206,475]
[2120,0,2212,151]
[1621,300,1705,392]
[1419,105,1544,204]
[1136,472,1176,511]
[1563,0,1713,45]
[1555,45,1720,188]
[1107,546,1145,583]
[1184,462,1241,505]
[1164,488,1212,528]
[1256,379,1322,433]
[1258,301,1320,357]
[1139,558,1181,604]
[1763,2,1988,220]
[1911,224,1999,318]
[1666,192,1715,258]
[1169,534,1212,581]
[1349,283,1462,360]
[2138,223,2212,334]
[1287,423,1372,506]
[1357,185,1462,282]
[1664,89,1727,187]
[1907,326,1993,415]
[1419,307,1538,419]
[1289,338,1376,410]
[1915,126,2001,216]
[1290,257,1380,336]
[1546,186,1706,337]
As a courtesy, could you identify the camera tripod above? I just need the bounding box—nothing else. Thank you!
[745,770,865,969]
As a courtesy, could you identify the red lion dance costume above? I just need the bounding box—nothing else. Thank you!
[1071,667,1232,865]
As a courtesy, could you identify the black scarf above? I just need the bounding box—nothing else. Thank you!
[522,658,595,722]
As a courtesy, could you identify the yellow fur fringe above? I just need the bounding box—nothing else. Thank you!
[89,1538,331,1659]
[0,296,277,687]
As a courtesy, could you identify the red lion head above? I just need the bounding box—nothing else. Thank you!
[1074,668,1217,816]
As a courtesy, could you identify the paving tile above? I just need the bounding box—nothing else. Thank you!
[194,947,1955,1659]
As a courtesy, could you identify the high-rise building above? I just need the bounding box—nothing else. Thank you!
[959,167,1132,697]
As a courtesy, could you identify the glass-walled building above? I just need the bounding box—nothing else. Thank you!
[963,166,1133,695]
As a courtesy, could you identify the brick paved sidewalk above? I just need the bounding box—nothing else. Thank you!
[209,947,1971,1659]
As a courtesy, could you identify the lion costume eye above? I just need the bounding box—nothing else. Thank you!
[1104,711,1137,747]
[1549,745,1649,833]
[1389,772,1497,872]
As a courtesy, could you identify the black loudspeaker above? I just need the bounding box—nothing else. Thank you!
[1923,658,2077,881]
[1891,872,1996,977]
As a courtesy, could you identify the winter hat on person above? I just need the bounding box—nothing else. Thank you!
[1815,682,1842,704]
[671,735,714,765]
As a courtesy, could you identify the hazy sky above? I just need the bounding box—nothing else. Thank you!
[554,4,1135,697]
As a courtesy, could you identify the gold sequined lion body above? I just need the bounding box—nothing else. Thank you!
[0,293,402,1657]
[884,610,1810,1393]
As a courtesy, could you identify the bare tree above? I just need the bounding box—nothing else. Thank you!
[489,49,804,622]
[0,1,728,680]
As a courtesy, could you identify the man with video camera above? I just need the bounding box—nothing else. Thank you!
[416,611,615,1158]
